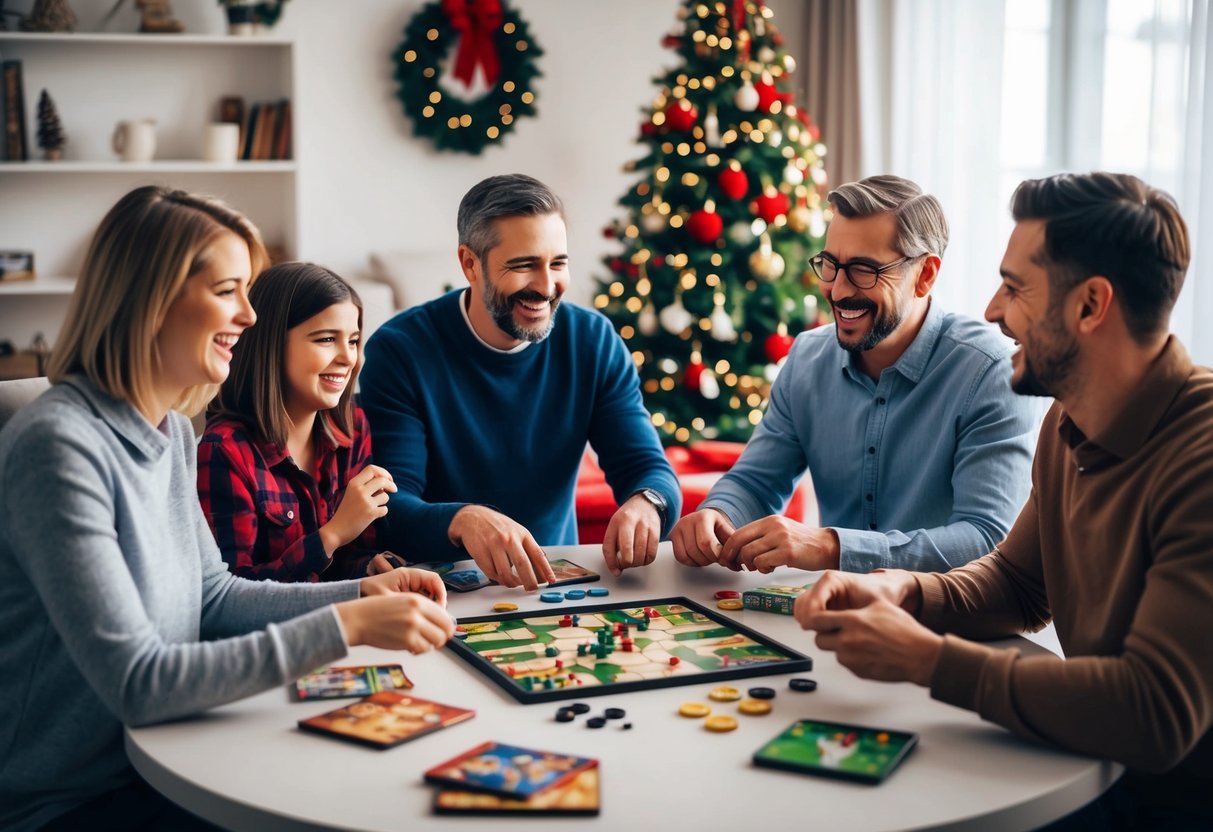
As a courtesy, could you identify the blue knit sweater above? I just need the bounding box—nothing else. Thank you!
[361,290,680,558]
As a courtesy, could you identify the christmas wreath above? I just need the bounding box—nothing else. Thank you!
[393,0,542,155]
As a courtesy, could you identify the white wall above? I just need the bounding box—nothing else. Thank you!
[278,0,685,306]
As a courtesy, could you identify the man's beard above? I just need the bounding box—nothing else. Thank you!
[1013,313,1078,398]
[484,283,561,343]
[833,298,903,353]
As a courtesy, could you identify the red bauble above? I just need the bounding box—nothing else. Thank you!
[662,33,682,49]
[686,209,724,244]
[610,257,624,272]
[753,189,790,223]
[625,263,640,278]
[717,166,749,200]
[664,100,698,132]
[764,332,795,362]
[684,361,706,392]
[640,121,657,137]
[754,79,792,113]
[603,225,616,239]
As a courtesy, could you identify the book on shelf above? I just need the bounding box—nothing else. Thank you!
[272,99,291,160]
[241,103,260,161]
[2,60,28,162]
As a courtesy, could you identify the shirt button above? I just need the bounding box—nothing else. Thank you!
[1077,467,1086,473]
[876,397,887,405]
[286,510,295,519]
[868,446,876,454]
[865,494,873,502]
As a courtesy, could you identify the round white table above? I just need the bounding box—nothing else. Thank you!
[126,544,1119,831]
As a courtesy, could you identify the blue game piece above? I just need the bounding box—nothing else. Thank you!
[564,589,587,600]
[540,591,564,603]
[587,588,610,597]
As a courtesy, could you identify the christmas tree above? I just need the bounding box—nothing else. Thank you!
[36,89,65,160]
[594,0,830,445]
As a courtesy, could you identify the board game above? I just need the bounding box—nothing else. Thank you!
[447,596,813,704]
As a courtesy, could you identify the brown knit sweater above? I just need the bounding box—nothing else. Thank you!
[916,337,1213,794]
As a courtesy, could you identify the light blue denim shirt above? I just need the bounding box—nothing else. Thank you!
[702,301,1042,572]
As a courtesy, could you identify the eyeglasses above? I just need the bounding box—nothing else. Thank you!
[809,253,916,290]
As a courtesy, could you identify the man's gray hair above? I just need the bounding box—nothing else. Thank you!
[457,173,565,261]
[827,175,949,258]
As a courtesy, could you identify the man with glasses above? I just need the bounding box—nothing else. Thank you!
[671,175,1039,573]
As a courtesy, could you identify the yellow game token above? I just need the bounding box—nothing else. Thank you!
[704,715,739,733]
[716,598,743,611]
[708,686,741,702]
[738,698,772,715]
[678,702,712,718]
[492,602,519,612]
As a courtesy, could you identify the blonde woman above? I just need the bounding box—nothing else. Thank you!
[0,186,453,831]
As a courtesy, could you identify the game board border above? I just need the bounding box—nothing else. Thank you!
[447,595,813,704]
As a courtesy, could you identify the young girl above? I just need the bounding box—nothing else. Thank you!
[0,186,453,832]
[199,263,398,582]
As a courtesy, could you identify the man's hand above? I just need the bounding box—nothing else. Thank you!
[335,594,455,654]
[801,599,943,686]
[793,569,922,621]
[448,505,555,590]
[670,508,736,567]
[319,465,397,554]
[359,565,447,606]
[718,516,840,573]
[601,493,662,576]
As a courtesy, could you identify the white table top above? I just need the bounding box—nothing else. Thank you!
[126,544,1119,832]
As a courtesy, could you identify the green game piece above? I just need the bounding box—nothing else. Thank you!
[545,646,559,657]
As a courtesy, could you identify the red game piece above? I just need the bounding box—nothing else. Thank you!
[843,732,858,747]
[555,659,564,670]
[669,656,680,666]
[714,590,740,600]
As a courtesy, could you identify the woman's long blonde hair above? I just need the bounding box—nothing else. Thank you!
[48,186,268,416]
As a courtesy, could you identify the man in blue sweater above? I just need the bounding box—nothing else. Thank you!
[361,174,680,590]
[671,175,1040,574]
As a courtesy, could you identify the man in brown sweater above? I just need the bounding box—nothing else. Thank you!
[795,171,1211,829]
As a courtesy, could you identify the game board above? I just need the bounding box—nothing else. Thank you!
[447,596,813,704]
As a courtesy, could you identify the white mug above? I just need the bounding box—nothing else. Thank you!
[112,119,156,163]
[203,123,240,164]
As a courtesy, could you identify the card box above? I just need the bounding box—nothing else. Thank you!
[292,664,412,701]
[545,558,600,587]
[432,765,600,815]
[424,741,597,799]
[411,560,494,592]
[742,582,815,615]
[297,692,473,749]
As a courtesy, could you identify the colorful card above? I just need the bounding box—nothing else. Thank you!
[411,560,494,592]
[742,582,815,615]
[424,741,597,798]
[432,765,601,815]
[292,664,412,701]
[752,719,918,784]
[297,692,474,750]
[545,558,600,587]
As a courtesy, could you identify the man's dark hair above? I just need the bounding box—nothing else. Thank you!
[1011,172,1189,342]
[457,174,565,261]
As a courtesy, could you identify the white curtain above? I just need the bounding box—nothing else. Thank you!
[856,0,1008,321]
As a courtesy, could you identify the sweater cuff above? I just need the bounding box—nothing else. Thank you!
[834,527,892,572]
[914,573,951,631]
[929,634,996,713]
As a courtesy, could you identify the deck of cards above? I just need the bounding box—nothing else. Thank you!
[425,741,601,815]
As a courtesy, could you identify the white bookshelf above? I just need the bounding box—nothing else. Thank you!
[0,30,299,352]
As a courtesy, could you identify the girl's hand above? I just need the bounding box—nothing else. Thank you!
[319,464,396,553]
[360,566,447,606]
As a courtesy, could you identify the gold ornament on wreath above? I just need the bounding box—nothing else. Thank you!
[393,0,542,155]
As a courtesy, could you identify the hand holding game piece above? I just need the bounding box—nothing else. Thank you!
[318,464,397,554]
[670,509,736,568]
[360,566,448,606]
[793,569,922,623]
[334,592,456,653]
[805,598,944,686]
[365,551,407,576]
[601,492,662,576]
[448,505,557,590]
[717,516,840,573]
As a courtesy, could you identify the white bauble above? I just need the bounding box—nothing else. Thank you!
[710,305,737,341]
[728,221,752,245]
[783,164,804,186]
[734,81,760,111]
[659,297,693,334]
[699,371,721,400]
[638,304,657,336]
[641,212,666,234]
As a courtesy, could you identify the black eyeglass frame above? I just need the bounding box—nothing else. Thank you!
[809,253,920,290]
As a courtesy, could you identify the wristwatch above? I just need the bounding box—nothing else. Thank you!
[633,488,669,525]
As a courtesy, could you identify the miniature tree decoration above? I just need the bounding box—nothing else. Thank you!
[37,89,65,161]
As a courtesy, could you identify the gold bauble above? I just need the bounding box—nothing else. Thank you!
[749,247,786,281]
[788,205,811,233]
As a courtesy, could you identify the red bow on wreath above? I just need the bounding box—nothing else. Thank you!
[442,0,504,88]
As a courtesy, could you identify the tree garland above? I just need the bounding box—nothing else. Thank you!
[393,0,542,155]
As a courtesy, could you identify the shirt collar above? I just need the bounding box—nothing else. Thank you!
[1058,335,1194,464]
[248,414,350,469]
[61,375,171,460]
[460,289,531,355]
[840,298,944,384]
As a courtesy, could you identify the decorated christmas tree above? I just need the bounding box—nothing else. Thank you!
[594,0,830,445]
